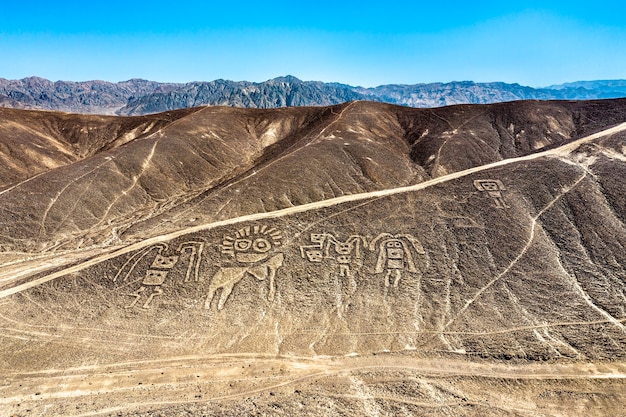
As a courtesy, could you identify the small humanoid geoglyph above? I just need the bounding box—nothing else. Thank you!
[369,233,427,288]
[114,241,205,309]
[474,179,509,209]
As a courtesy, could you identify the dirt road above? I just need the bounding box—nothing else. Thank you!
[2,353,624,416]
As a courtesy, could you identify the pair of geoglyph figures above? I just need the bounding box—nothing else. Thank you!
[299,232,427,288]
[113,225,285,311]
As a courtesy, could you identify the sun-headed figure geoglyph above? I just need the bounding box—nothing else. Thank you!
[205,224,285,310]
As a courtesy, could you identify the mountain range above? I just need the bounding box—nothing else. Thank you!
[2,75,626,115]
[1,98,626,415]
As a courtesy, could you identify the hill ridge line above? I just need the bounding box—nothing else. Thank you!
[1,120,626,298]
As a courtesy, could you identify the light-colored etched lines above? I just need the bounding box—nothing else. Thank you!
[429,111,486,176]
[431,134,454,176]
[178,241,204,283]
[474,179,509,209]
[2,353,320,378]
[0,326,140,349]
[2,122,626,298]
[554,256,626,332]
[121,138,160,196]
[113,244,169,283]
[328,392,481,410]
[16,370,334,417]
[3,355,625,417]
[443,171,589,330]
[83,138,161,232]
[38,159,113,237]
[0,312,209,342]
[300,233,367,279]
[291,316,626,337]
[505,283,581,357]
[47,172,102,236]
[4,353,625,383]
[0,255,83,286]
[175,102,358,219]
[19,292,59,321]
[205,253,284,310]
[206,223,285,310]
[369,233,427,288]
[426,109,455,131]
[0,170,50,197]
[601,148,626,163]
[315,101,358,140]
[349,374,383,416]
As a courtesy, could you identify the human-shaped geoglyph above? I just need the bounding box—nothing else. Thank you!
[474,179,509,209]
[369,233,427,288]
[205,225,284,310]
[114,241,205,309]
[300,233,366,278]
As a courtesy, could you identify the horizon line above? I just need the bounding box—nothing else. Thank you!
[2,75,626,90]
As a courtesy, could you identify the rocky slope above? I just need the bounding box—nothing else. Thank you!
[548,79,626,94]
[1,100,626,416]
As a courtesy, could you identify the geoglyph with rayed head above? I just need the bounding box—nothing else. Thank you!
[205,225,285,310]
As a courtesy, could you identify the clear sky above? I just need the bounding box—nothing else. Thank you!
[0,1,625,87]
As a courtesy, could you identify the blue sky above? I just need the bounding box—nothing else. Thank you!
[0,1,625,87]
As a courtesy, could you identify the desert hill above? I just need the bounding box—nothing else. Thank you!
[1,99,626,256]
[0,106,200,188]
[1,99,626,416]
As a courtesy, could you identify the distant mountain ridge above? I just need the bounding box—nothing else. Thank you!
[1,75,626,115]
[546,79,626,92]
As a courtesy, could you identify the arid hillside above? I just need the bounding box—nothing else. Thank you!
[2,99,626,256]
[1,100,626,416]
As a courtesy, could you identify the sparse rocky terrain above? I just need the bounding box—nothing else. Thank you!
[1,99,625,416]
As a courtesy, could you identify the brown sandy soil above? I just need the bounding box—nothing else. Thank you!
[1,101,626,416]
[3,354,625,416]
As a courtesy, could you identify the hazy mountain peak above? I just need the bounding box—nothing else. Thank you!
[271,75,303,83]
